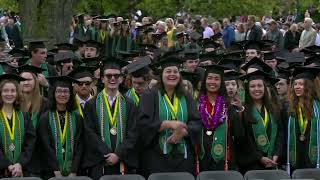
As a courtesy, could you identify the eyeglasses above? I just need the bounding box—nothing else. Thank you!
[104,73,121,79]
[55,89,70,94]
[76,81,92,86]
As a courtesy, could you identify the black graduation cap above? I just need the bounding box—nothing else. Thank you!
[199,52,222,63]
[17,64,45,75]
[175,32,186,38]
[229,41,246,51]
[263,51,276,61]
[244,40,271,51]
[47,76,79,87]
[190,32,202,41]
[54,43,74,51]
[73,35,86,47]
[305,54,320,66]
[240,69,279,84]
[223,51,245,61]
[211,33,222,40]
[127,56,151,77]
[218,58,242,70]
[156,56,183,69]
[121,20,129,25]
[8,48,27,58]
[54,51,75,65]
[101,56,129,71]
[152,32,167,40]
[85,40,101,49]
[0,73,27,82]
[27,39,47,51]
[277,68,290,80]
[96,15,109,22]
[202,39,221,49]
[203,64,228,75]
[241,57,273,73]
[82,57,101,68]
[143,27,154,34]
[304,45,320,54]
[180,71,197,82]
[285,52,305,64]
[137,43,158,51]
[69,65,96,79]
[117,51,139,59]
[183,49,199,60]
[224,70,242,81]
[0,61,16,74]
[292,66,320,81]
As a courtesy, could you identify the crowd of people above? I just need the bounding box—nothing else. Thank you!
[0,10,319,180]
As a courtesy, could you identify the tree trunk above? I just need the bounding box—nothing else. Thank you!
[19,0,78,48]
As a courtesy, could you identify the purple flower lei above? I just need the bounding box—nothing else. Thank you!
[199,94,226,130]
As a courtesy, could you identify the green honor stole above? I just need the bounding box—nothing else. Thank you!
[288,100,320,168]
[96,89,127,149]
[125,88,139,106]
[49,111,77,176]
[251,106,277,158]
[158,91,188,158]
[0,108,24,164]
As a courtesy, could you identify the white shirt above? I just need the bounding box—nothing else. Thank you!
[203,26,214,39]
[315,32,320,46]
[76,94,92,108]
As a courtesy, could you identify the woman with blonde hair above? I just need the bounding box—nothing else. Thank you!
[286,66,320,173]
[0,73,35,177]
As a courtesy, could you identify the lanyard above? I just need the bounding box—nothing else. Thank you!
[262,107,269,128]
[164,94,179,120]
[56,111,68,145]
[2,108,15,141]
[298,107,308,135]
[103,90,119,128]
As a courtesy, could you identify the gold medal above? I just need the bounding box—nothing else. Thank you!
[299,135,306,141]
[206,131,213,136]
[110,128,117,135]
[9,143,15,152]
[257,135,267,146]
[213,144,224,156]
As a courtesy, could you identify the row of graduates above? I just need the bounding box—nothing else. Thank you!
[0,51,319,180]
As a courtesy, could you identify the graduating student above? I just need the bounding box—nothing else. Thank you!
[38,76,84,178]
[197,65,245,171]
[136,55,201,177]
[237,70,284,173]
[83,57,138,180]
[125,57,152,106]
[70,65,96,117]
[18,65,49,176]
[115,20,133,54]
[0,74,36,177]
[286,66,320,172]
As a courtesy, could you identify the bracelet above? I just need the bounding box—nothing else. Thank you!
[236,106,245,113]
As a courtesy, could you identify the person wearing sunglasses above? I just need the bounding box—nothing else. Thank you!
[83,57,138,180]
[70,65,96,117]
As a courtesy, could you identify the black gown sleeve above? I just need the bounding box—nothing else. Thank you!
[274,110,284,157]
[18,112,36,167]
[71,112,84,173]
[185,93,201,147]
[114,97,138,168]
[47,64,58,77]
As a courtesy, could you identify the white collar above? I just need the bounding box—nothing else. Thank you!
[77,94,92,105]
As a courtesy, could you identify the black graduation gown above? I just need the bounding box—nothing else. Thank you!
[0,112,36,177]
[26,98,49,175]
[236,105,284,173]
[136,89,201,178]
[199,106,245,171]
[37,110,84,178]
[82,95,138,180]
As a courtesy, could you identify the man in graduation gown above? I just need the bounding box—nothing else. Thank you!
[83,57,138,180]
[26,40,58,97]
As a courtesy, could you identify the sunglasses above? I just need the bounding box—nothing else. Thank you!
[76,81,92,86]
[104,73,121,79]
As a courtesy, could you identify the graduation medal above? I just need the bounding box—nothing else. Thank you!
[257,135,267,146]
[299,135,306,141]
[206,131,213,136]
[213,144,224,156]
[9,143,15,152]
[298,107,308,142]
[110,128,117,135]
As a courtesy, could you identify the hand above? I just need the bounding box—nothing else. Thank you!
[167,128,188,144]
[272,155,278,164]
[170,121,187,131]
[68,173,76,177]
[231,95,242,111]
[38,74,49,87]
[11,163,22,177]
[104,153,119,166]
[8,165,14,172]
[54,171,63,177]
[260,157,276,168]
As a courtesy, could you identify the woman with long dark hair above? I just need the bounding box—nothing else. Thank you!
[136,56,201,178]
[115,20,133,53]
[286,67,320,173]
[38,76,83,178]
[237,70,283,173]
[0,74,35,177]
[197,65,245,171]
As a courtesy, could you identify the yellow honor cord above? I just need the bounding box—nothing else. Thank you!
[2,108,15,141]
[263,107,269,128]
[103,89,119,128]
[132,89,139,104]
[298,107,308,135]
[164,94,179,119]
[56,111,68,144]
[75,97,83,117]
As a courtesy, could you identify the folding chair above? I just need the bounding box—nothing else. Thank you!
[292,168,320,180]
[148,172,195,180]
[99,174,145,180]
[49,176,92,180]
[197,171,243,180]
[1,177,42,180]
[244,170,290,180]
